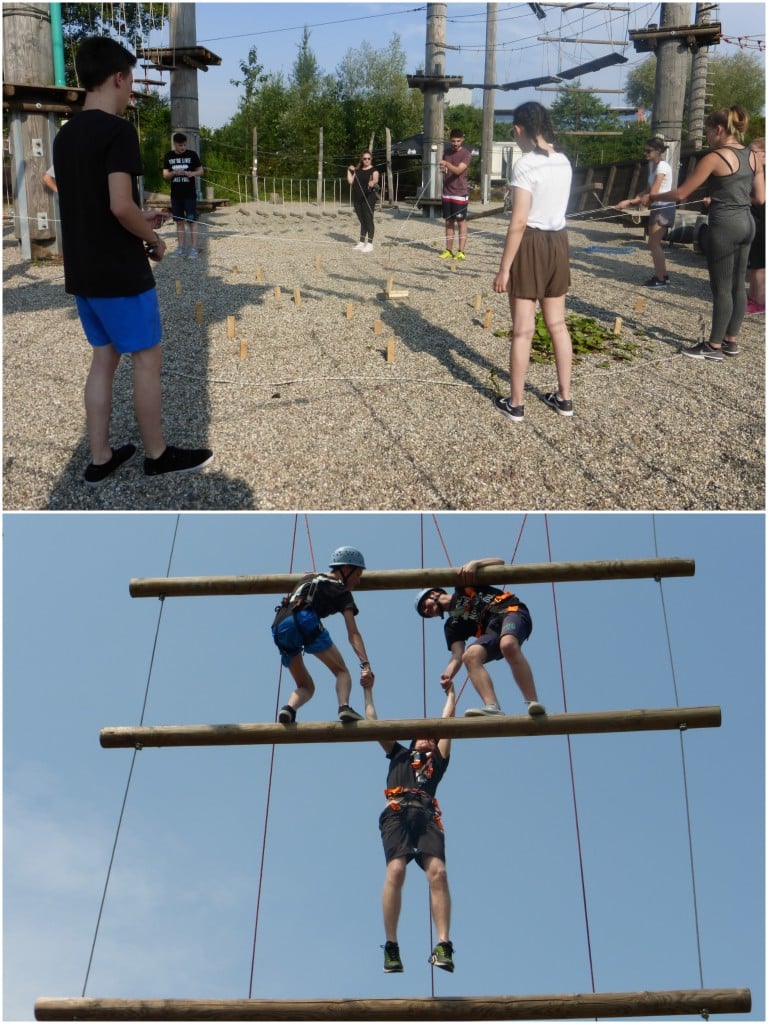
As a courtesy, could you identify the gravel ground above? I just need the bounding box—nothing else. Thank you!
[3,200,764,510]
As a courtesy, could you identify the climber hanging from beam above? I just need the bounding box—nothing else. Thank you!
[270,545,374,724]
[363,676,456,976]
[416,557,545,718]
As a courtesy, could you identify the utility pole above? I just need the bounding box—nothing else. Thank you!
[169,3,201,175]
[2,2,61,258]
[480,3,497,204]
[423,3,447,207]
[688,3,714,150]
[651,3,693,185]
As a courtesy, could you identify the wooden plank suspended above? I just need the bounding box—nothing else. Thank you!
[100,706,721,749]
[128,557,695,599]
[34,987,752,1020]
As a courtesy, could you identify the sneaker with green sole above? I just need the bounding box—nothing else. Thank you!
[383,942,404,973]
[429,940,454,972]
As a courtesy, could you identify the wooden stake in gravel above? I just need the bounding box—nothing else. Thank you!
[195,301,203,324]
[227,316,236,339]
[240,338,248,360]
[255,266,263,284]
[175,280,182,295]
[315,255,322,270]
[294,287,301,306]
[613,316,623,335]
[483,309,493,330]
[346,303,354,319]
[274,286,282,300]
[635,297,645,313]
[474,294,482,310]
[386,338,395,363]
[373,319,383,335]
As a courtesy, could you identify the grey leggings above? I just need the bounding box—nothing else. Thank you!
[705,209,755,342]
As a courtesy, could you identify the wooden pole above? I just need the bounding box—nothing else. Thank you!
[128,557,695,599]
[34,987,752,1020]
[100,706,721,749]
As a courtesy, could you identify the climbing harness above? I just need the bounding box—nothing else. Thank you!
[384,787,444,830]
[271,573,337,652]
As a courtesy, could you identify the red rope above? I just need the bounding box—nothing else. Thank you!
[543,514,596,993]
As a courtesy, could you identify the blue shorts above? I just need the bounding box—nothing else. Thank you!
[171,196,198,222]
[442,196,469,221]
[272,608,333,667]
[465,606,532,662]
[76,290,162,354]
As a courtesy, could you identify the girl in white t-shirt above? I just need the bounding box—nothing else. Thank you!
[492,101,574,421]
[616,136,676,288]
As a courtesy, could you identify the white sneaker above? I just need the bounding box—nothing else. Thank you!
[527,701,546,716]
[354,241,366,250]
[464,703,504,717]
[362,242,373,253]
[188,247,199,259]
[172,247,186,257]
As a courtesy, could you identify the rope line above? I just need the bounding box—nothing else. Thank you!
[651,514,705,988]
[81,514,181,997]
[544,514,598,995]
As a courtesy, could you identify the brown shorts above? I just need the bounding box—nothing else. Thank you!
[508,227,571,299]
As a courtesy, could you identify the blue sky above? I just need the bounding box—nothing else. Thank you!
[3,512,765,1021]
[132,2,767,129]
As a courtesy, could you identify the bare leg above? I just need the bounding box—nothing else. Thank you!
[508,297,536,407]
[457,220,468,252]
[382,857,407,942]
[131,346,166,459]
[445,219,456,251]
[285,654,317,710]
[647,221,667,281]
[175,217,185,248]
[499,634,538,703]
[312,643,353,706]
[540,294,573,402]
[190,218,199,248]
[462,644,501,706]
[423,855,451,943]
[84,345,122,464]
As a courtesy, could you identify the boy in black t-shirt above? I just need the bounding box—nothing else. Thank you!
[363,678,456,975]
[415,557,545,718]
[271,546,374,723]
[53,36,213,485]
[162,133,203,257]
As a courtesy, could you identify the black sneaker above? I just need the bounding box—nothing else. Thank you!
[277,705,296,724]
[682,342,724,362]
[383,941,404,973]
[493,396,524,422]
[721,339,740,357]
[644,276,669,288]
[144,445,214,476]
[84,444,136,487]
[542,392,574,417]
[338,704,362,722]
[429,940,454,973]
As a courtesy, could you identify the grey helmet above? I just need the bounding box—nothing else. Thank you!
[329,546,366,570]
[415,587,447,617]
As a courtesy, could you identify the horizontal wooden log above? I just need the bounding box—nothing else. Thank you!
[129,557,695,598]
[34,987,752,1020]
[100,706,721,749]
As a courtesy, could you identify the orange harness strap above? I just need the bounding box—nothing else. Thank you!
[384,787,444,829]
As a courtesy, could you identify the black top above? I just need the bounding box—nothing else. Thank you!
[54,109,155,297]
[163,148,202,198]
[443,586,527,647]
[351,167,377,208]
[385,741,449,800]
[294,573,359,619]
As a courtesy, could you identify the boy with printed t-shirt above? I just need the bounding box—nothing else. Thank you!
[415,557,545,718]
[53,36,213,485]
[163,132,203,258]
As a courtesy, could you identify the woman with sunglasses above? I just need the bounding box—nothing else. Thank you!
[347,151,380,253]
[615,136,675,288]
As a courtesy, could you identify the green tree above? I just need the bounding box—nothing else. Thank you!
[444,103,483,142]
[549,85,622,164]
[625,51,765,124]
[60,3,167,86]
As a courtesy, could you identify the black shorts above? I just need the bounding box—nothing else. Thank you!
[379,804,445,868]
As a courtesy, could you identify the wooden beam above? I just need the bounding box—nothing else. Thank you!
[128,557,695,599]
[100,706,721,750]
[34,987,752,1020]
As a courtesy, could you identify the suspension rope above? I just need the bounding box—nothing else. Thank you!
[543,514,598,995]
[81,514,181,997]
[248,514,303,997]
[651,514,705,987]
